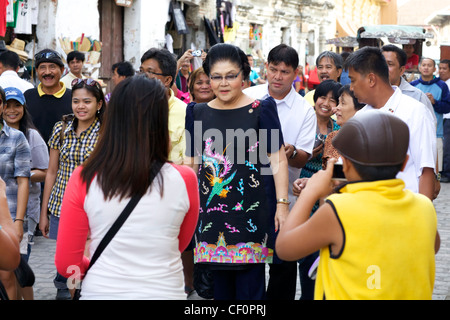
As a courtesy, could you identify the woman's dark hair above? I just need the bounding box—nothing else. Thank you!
[203,43,251,80]
[338,85,365,110]
[80,75,169,200]
[313,79,342,103]
[71,79,106,123]
[188,67,215,102]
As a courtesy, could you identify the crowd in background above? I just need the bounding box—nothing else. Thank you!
[0,38,448,300]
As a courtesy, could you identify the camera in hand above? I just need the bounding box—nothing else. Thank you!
[314,133,326,148]
[192,50,202,57]
[332,163,346,180]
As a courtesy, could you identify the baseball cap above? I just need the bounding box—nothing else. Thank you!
[4,87,26,105]
[34,49,64,68]
[332,110,409,166]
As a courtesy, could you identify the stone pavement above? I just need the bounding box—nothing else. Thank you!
[28,183,450,300]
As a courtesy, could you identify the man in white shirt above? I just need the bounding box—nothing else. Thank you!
[381,45,436,126]
[244,44,316,300]
[346,46,437,200]
[0,50,34,93]
[60,51,86,89]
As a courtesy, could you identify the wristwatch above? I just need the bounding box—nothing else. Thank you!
[290,148,297,159]
[277,198,291,205]
[435,173,441,181]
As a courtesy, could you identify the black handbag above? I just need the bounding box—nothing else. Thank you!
[14,255,35,288]
[73,193,143,300]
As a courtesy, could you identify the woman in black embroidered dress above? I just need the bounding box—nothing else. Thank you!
[184,43,289,300]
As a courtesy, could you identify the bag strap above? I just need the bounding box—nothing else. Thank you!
[84,161,164,275]
[85,193,142,274]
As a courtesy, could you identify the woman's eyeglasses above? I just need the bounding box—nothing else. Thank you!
[210,70,242,83]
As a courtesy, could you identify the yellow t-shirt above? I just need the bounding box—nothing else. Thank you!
[168,89,187,164]
[315,179,436,300]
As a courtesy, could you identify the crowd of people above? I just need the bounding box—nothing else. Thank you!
[0,37,448,300]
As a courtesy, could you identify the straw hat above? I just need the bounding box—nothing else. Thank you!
[6,39,28,62]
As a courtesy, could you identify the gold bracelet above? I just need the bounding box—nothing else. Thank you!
[276,198,290,205]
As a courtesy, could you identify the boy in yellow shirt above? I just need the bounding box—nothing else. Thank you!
[276,110,440,299]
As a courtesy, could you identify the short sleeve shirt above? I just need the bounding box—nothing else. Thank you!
[0,121,31,218]
[357,88,436,193]
[47,118,100,216]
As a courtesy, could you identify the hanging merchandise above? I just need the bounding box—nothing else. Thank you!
[6,0,18,28]
[30,0,38,25]
[15,0,33,35]
[169,1,189,35]
[0,0,8,37]
[204,17,220,46]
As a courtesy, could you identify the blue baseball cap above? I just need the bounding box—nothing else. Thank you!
[4,87,26,105]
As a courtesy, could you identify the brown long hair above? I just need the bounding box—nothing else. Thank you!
[80,75,169,200]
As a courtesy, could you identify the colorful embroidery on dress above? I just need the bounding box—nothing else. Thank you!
[225,223,240,233]
[246,219,258,232]
[203,138,237,206]
[194,232,273,264]
[207,203,229,213]
[232,200,244,211]
[246,201,260,212]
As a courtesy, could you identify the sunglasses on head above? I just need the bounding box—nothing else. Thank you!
[34,51,62,61]
[71,78,101,89]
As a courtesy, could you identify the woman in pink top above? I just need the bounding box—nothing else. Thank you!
[55,76,199,299]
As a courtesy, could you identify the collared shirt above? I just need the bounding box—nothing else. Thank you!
[399,77,436,127]
[37,81,67,98]
[168,89,187,164]
[357,87,436,193]
[244,83,317,205]
[60,71,87,89]
[0,70,34,93]
[47,118,101,216]
[0,121,31,218]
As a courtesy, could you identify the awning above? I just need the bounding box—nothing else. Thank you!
[425,6,450,25]
[357,25,434,40]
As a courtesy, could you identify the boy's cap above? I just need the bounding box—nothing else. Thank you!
[4,87,26,105]
[34,49,64,68]
[332,110,409,166]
